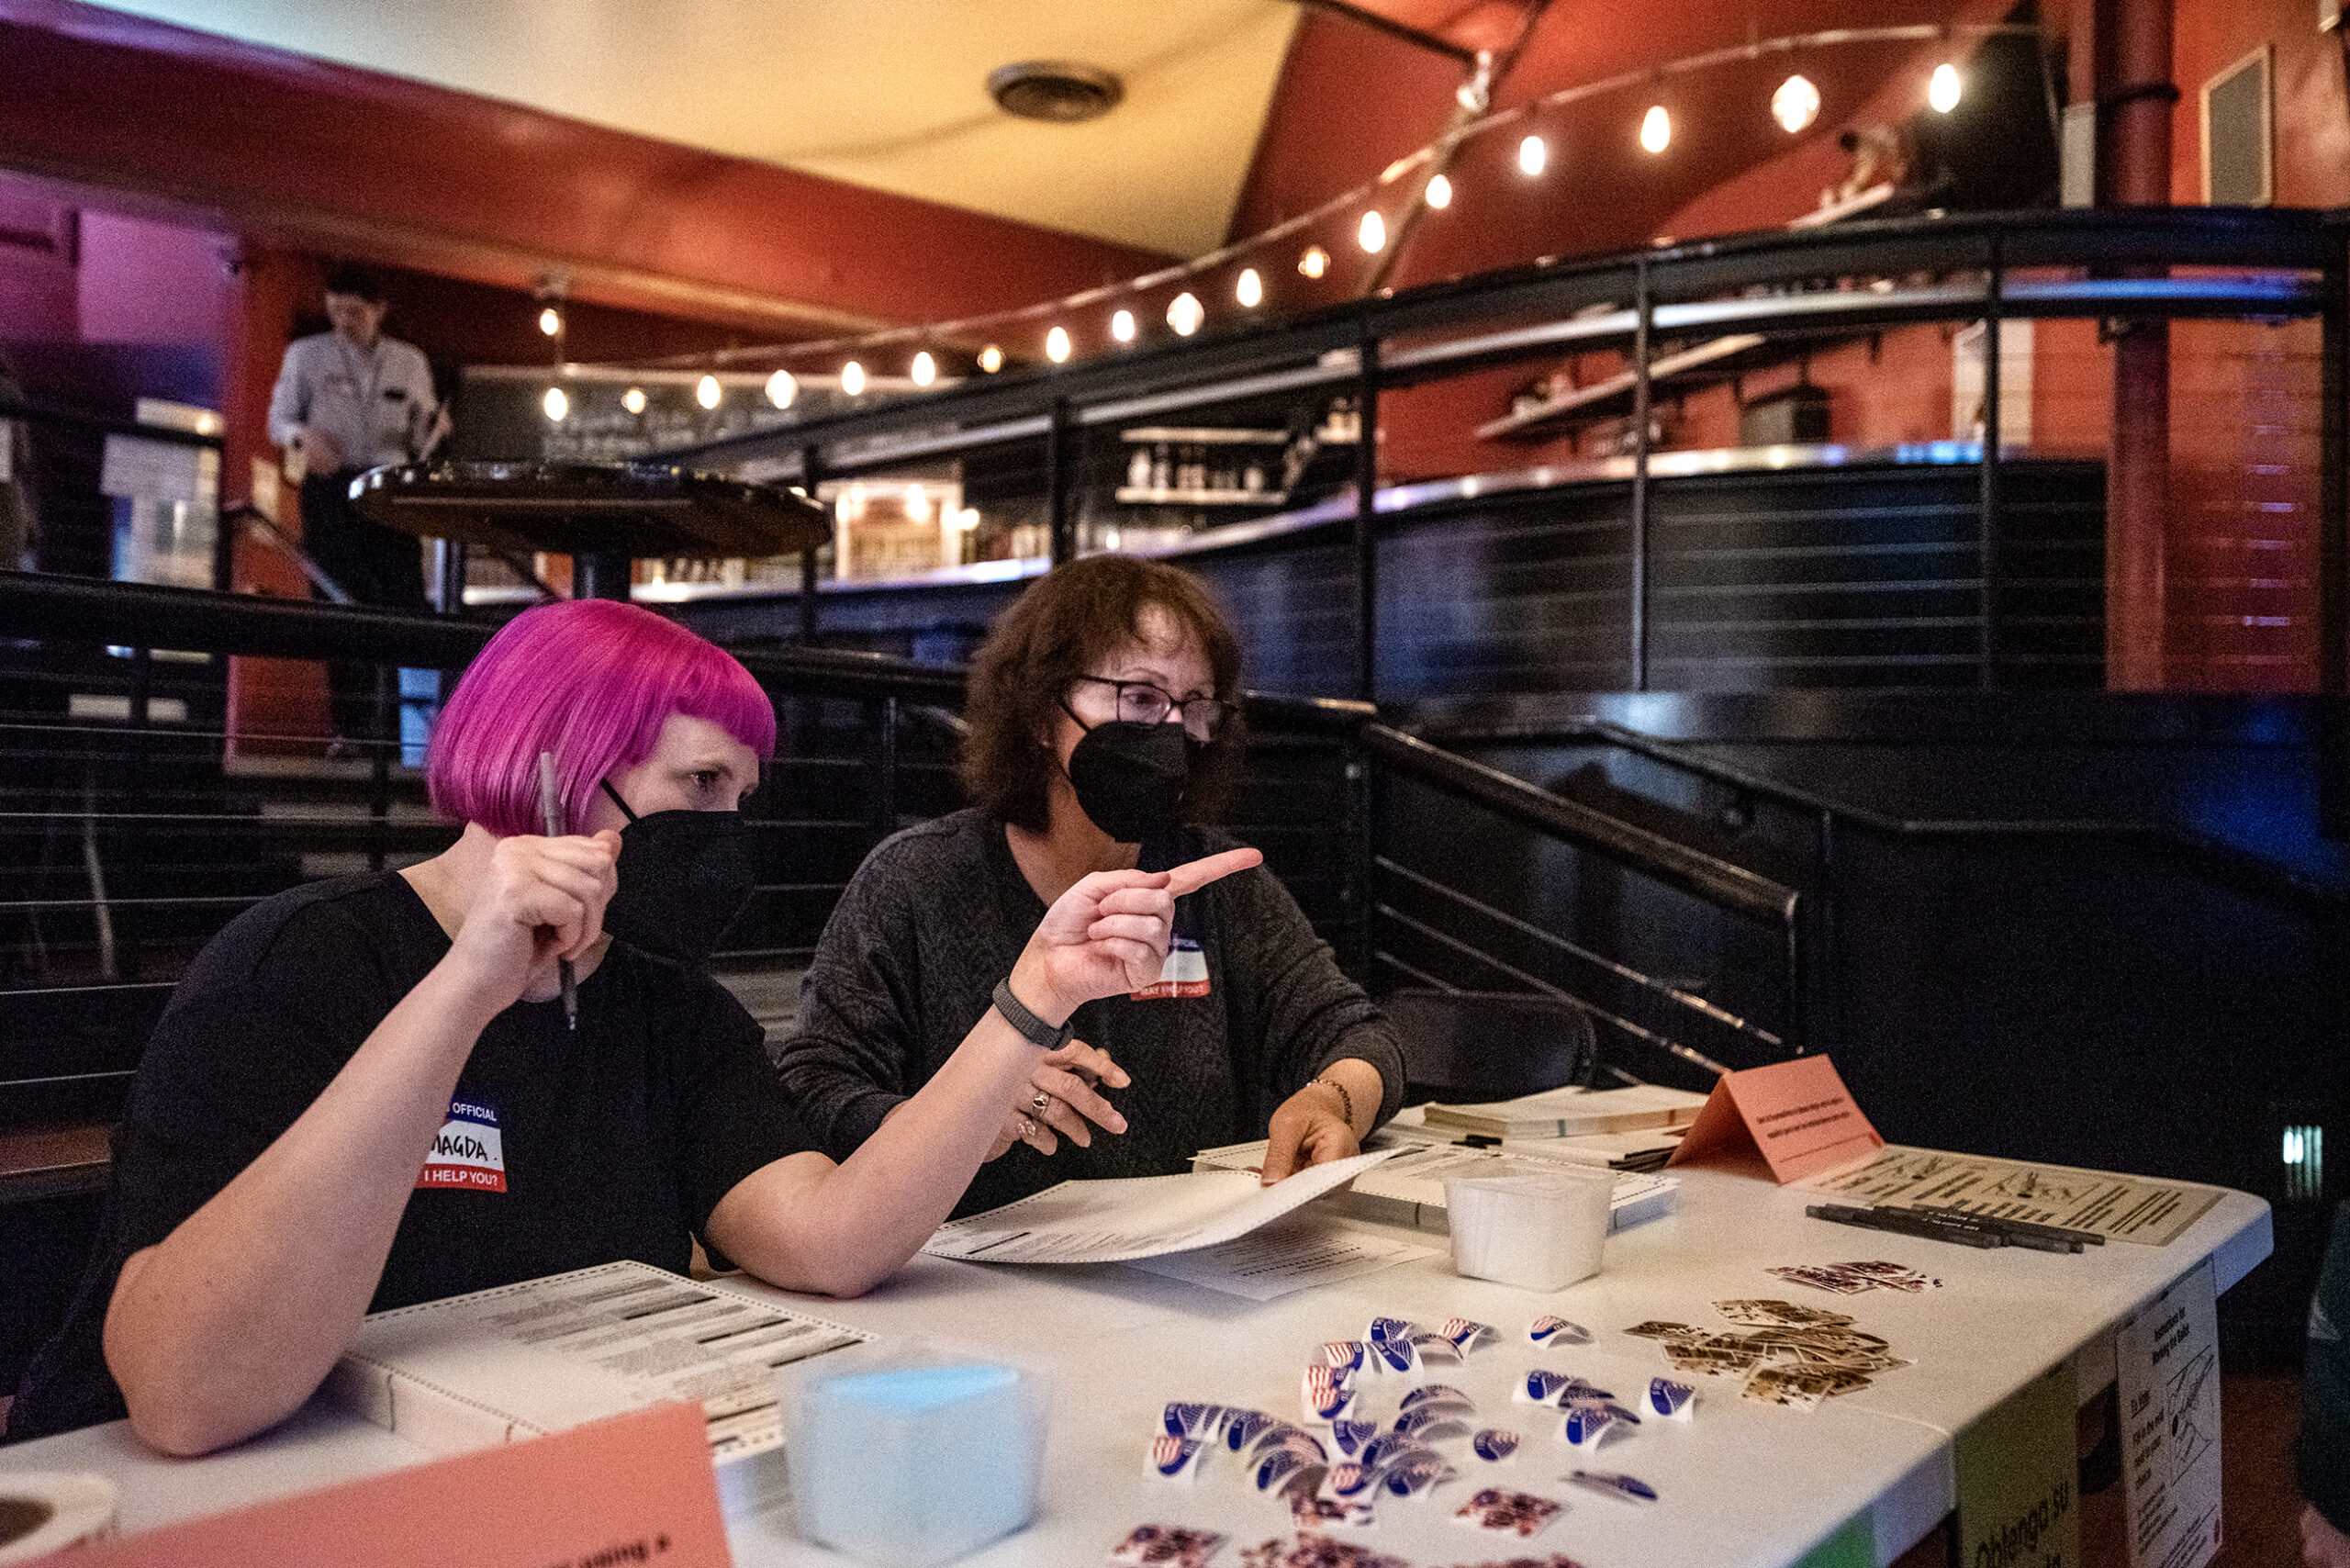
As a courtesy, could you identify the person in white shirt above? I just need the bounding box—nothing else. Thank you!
[265,263,449,749]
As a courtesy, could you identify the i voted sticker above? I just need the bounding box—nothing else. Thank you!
[1528,1316,1592,1346]
[418,1093,505,1192]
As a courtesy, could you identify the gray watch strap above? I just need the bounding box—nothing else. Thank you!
[992,978,1074,1051]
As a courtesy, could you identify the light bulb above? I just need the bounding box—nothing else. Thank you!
[904,484,930,522]
[1045,326,1071,364]
[542,386,568,421]
[979,344,1003,373]
[696,375,722,409]
[1167,292,1203,336]
[840,361,866,396]
[1425,173,1452,209]
[1298,246,1329,279]
[1774,74,1820,134]
[538,306,561,337]
[1358,210,1385,253]
[911,351,936,386]
[1640,105,1671,153]
[1929,62,1962,113]
[1111,308,1137,342]
[1237,268,1263,308]
[1518,134,1547,176]
[765,369,796,409]
[621,386,647,415]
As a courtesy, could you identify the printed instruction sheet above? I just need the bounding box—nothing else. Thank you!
[1799,1146,2221,1245]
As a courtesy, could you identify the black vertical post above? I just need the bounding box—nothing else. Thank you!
[1354,326,1381,702]
[800,443,824,647]
[1046,398,1077,566]
[1342,742,1374,984]
[1979,237,2005,690]
[2321,230,2348,839]
[368,663,392,873]
[431,539,467,614]
[866,695,900,847]
[122,644,152,980]
[1629,260,1653,691]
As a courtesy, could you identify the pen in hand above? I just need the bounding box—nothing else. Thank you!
[535,751,578,1031]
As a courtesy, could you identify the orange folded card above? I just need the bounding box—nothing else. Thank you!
[1665,1055,1882,1184]
[51,1401,732,1568]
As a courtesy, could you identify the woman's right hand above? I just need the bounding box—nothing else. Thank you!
[1007,847,1262,1025]
[442,830,621,1013]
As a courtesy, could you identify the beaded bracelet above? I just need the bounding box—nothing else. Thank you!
[1310,1074,1357,1132]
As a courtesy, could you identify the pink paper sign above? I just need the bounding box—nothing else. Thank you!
[44,1402,732,1568]
[1666,1055,1882,1183]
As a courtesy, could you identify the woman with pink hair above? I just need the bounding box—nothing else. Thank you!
[8,599,1256,1456]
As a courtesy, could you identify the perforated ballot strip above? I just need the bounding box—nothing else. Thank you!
[1798,1146,2222,1246]
[921,1148,1399,1265]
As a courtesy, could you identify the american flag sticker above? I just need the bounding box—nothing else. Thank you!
[417,1094,506,1193]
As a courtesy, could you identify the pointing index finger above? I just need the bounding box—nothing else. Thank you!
[1164,846,1264,899]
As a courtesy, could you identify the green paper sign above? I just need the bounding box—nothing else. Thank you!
[1955,1359,2080,1568]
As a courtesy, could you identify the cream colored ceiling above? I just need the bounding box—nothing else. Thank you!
[90,0,1302,257]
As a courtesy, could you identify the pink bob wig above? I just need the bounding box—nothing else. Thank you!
[427,599,776,837]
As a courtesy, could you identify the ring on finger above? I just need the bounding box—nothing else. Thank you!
[1018,1115,1038,1140]
[1031,1091,1052,1114]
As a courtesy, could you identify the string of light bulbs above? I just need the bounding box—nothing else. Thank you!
[578,22,2032,411]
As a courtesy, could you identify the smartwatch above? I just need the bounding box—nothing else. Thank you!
[992,978,1075,1052]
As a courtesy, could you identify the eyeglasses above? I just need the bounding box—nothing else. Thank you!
[1069,676,1237,743]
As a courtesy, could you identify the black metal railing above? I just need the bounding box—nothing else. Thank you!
[653,207,2347,711]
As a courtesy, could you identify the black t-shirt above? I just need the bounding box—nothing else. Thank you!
[6,871,814,1442]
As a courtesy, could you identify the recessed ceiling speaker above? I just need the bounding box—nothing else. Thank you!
[988,60,1123,123]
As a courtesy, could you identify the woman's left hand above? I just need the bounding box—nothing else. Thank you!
[1259,1081,1361,1184]
[983,1040,1130,1159]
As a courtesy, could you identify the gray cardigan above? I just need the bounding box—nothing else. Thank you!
[775,808,1404,1218]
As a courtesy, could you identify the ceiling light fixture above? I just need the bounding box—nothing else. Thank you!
[979,344,1003,373]
[1168,293,1203,336]
[1359,211,1386,253]
[1425,174,1453,208]
[1045,326,1072,363]
[1518,134,1547,176]
[1298,246,1330,279]
[1774,74,1820,134]
[695,375,722,409]
[765,370,796,409]
[910,351,936,386]
[537,307,562,338]
[1929,62,1962,113]
[542,386,567,421]
[1237,268,1263,308]
[840,361,867,396]
[1111,308,1136,342]
[987,60,1123,123]
[1640,105,1673,153]
[621,386,647,415]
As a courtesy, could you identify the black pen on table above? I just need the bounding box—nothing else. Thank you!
[536,750,578,1031]
[1806,1202,2005,1249]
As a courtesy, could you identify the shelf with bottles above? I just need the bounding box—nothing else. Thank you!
[1115,426,1287,510]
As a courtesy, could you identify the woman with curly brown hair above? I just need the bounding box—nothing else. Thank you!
[776,554,1403,1218]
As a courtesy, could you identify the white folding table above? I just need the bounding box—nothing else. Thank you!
[1,1161,2270,1568]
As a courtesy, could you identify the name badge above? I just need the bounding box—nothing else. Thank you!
[1130,935,1209,1001]
[418,1093,507,1192]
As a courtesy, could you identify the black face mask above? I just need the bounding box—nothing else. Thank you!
[597,780,755,966]
[1061,708,1194,844]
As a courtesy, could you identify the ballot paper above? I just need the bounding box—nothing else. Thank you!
[1192,1131,1680,1234]
[1122,1211,1438,1300]
[922,1148,1400,1265]
[1798,1146,2222,1246]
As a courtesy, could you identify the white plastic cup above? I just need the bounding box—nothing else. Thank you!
[1442,1169,1615,1291]
[782,1351,1046,1568]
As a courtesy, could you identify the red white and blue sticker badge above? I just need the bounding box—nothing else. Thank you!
[1129,933,1209,1000]
[417,1093,505,1193]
